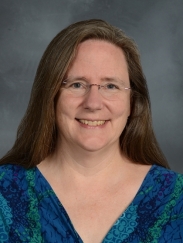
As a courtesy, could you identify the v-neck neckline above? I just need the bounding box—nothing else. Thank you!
[35,164,155,242]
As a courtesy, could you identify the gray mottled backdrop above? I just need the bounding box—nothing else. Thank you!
[0,0,183,173]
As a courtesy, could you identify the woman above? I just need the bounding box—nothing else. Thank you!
[0,19,182,243]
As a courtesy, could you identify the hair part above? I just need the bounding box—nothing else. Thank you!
[0,19,169,169]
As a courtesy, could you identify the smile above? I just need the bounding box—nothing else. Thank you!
[78,119,106,126]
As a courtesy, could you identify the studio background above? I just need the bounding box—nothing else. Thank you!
[0,0,182,173]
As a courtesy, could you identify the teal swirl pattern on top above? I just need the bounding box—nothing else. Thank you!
[0,164,183,242]
[104,204,138,242]
[0,192,12,243]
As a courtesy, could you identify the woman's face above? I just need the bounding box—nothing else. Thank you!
[55,40,131,153]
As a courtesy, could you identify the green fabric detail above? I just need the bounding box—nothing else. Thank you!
[0,193,13,243]
[15,169,43,242]
[0,172,5,180]
[141,174,183,243]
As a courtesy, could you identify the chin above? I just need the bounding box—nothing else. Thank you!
[77,139,114,152]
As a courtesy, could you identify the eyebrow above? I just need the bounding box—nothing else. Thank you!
[66,76,127,85]
[66,76,87,82]
[101,77,126,86]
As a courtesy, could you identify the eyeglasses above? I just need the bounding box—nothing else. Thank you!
[61,78,131,100]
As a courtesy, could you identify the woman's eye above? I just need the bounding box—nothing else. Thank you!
[70,82,83,88]
[106,83,118,89]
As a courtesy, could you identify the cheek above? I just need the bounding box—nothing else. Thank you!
[55,96,67,126]
[112,99,130,135]
[55,94,78,124]
[55,99,73,139]
[115,98,131,118]
[117,102,130,133]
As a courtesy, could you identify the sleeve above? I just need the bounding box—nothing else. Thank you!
[0,169,13,242]
[161,173,183,242]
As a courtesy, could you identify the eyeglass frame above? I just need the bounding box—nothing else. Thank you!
[61,78,131,99]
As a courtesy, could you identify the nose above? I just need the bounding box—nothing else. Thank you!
[83,85,103,111]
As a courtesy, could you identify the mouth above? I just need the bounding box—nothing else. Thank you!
[77,119,107,126]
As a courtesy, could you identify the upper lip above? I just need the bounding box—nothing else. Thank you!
[76,118,109,121]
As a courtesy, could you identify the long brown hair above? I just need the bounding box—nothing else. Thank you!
[0,19,169,168]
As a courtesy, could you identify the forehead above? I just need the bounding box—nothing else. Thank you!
[76,39,126,61]
[67,39,129,83]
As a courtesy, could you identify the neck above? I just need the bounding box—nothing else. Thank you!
[47,140,128,178]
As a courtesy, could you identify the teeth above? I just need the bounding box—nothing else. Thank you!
[79,120,106,126]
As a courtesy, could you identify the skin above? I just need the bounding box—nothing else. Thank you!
[55,40,131,165]
[38,40,151,243]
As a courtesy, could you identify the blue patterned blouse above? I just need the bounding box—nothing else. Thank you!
[0,164,183,242]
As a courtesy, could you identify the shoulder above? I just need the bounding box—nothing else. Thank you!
[151,164,183,184]
[0,164,29,184]
[0,164,37,212]
[0,164,42,241]
[142,165,183,207]
[149,165,183,206]
[0,164,36,198]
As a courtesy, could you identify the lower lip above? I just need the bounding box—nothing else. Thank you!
[76,119,108,129]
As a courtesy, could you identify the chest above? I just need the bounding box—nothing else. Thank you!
[53,181,141,243]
